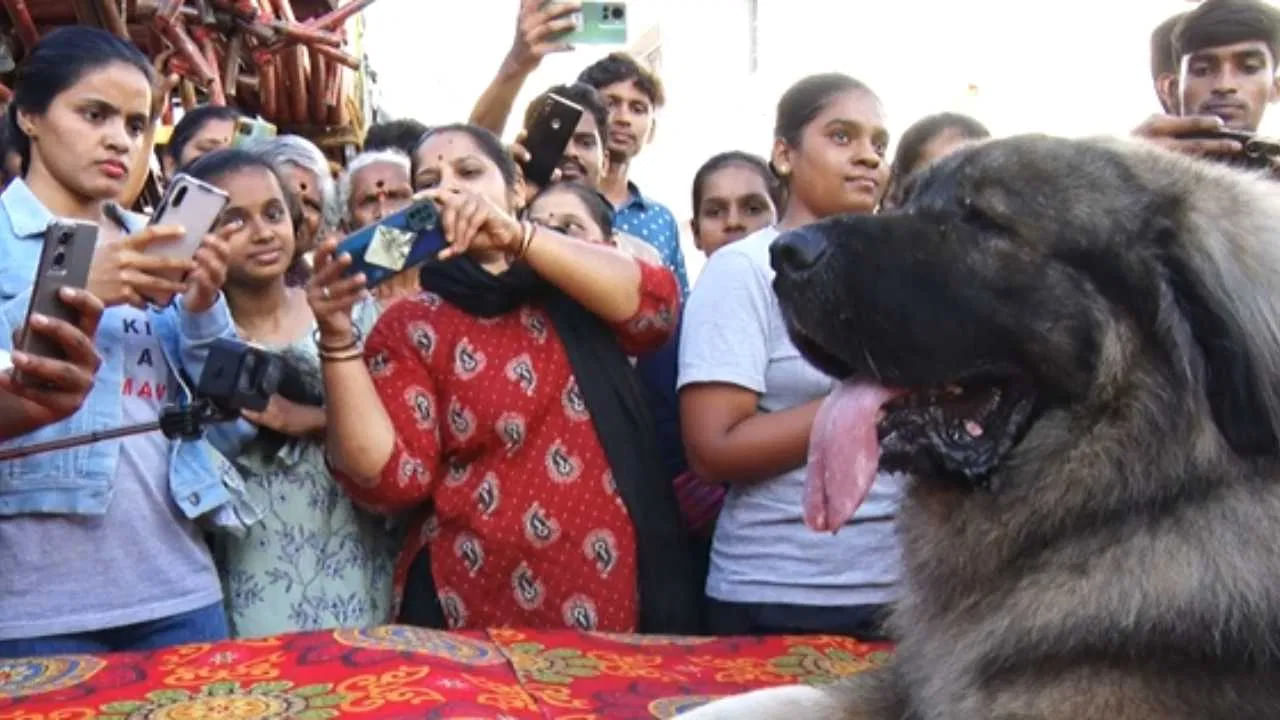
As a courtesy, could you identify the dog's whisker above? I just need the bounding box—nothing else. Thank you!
[863,348,883,383]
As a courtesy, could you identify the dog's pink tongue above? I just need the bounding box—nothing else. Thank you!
[805,381,902,533]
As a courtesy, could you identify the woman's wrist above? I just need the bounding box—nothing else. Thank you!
[315,323,357,349]
[513,220,537,259]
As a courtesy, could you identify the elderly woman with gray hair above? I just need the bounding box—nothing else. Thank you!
[337,148,418,307]
[252,135,338,284]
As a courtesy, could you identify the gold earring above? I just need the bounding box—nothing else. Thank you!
[775,165,790,177]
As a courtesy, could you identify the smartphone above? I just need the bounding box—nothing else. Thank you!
[230,116,277,149]
[337,199,445,288]
[522,93,584,187]
[14,219,98,384]
[147,173,230,282]
[1179,128,1280,169]
[559,2,627,44]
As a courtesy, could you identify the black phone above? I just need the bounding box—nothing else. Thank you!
[521,93,584,187]
[15,219,99,384]
[337,199,445,288]
[1180,128,1280,169]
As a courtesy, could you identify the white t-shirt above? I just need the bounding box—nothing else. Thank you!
[677,226,903,607]
[0,306,221,639]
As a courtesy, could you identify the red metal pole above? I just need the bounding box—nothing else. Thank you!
[304,0,378,32]
[195,26,227,105]
[310,42,359,70]
[2,0,40,53]
[99,0,131,39]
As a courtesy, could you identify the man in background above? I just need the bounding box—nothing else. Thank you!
[1135,0,1280,160]
[521,82,608,189]
[1151,12,1186,113]
[577,53,689,297]
[1172,0,1280,133]
[363,118,429,157]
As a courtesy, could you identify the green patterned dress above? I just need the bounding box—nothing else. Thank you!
[218,300,400,637]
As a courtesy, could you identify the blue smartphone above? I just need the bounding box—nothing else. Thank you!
[337,200,444,288]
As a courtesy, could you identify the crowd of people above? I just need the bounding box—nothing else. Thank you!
[0,0,1277,657]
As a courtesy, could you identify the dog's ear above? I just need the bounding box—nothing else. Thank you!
[1161,230,1280,456]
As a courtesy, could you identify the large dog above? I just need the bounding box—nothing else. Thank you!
[682,136,1280,719]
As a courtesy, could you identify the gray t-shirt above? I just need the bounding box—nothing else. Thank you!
[0,306,222,640]
[678,226,902,607]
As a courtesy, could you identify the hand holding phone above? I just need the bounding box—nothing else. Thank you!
[85,225,192,309]
[1133,114,1244,158]
[4,287,104,413]
[509,1,581,73]
[147,174,230,268]
[553,1,627,45]
[336,199,446,288]
[520,93,584,188]
[15,220,100,385]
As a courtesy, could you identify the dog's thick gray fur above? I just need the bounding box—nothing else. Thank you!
[682,136,1280,719]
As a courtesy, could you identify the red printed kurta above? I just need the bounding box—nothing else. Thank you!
[340,259,678,632]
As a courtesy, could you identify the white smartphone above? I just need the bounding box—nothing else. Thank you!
[146,173,230,279]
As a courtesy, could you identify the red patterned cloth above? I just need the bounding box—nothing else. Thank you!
[341,261,679,633]
[0,627,892,719]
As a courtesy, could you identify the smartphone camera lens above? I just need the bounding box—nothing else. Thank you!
[51,250,66,268]
[172,185,188,208]
[610,6,624,19]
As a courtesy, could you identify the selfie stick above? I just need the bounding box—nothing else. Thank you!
[0,399,229,461]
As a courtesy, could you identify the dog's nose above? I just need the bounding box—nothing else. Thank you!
[771,229,829,272]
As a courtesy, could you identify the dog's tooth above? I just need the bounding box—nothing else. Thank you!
[944,384,964,396]
[964,420,984,437]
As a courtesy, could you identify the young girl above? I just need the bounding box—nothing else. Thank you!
[314,124,700,633]
[668,153,786,567]
[689,151,783,256]
[679,74,902,639]
[0,27,247,656]
[524,182,615,245]
[183,148,398,637]
[254,135,337,287]
[882,112,989,210]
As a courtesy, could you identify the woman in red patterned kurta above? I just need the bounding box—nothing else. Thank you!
[307,125,701,633]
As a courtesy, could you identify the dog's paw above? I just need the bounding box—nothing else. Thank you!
[678,684,846,719]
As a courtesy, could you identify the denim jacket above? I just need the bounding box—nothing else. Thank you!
[0,179,260,534]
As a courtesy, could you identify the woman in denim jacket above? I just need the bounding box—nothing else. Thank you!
[0,27,254,657]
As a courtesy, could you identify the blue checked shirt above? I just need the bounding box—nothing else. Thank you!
[614,182,690,298]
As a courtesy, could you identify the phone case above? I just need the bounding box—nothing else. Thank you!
[147,173,230,276]
[565,2,627,44]
[231,116,278,149]
[337,200,444,289]
[522,93,584,187]
[15,219,99,382]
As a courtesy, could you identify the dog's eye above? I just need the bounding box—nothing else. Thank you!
[960,197,1007,234]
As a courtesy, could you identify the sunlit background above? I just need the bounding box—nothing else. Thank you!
[363,0,1278,280]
